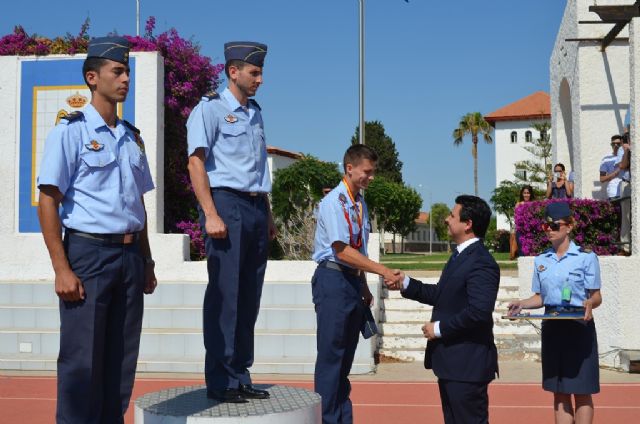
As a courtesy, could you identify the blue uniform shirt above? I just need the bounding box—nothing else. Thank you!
[531,241,601,307]
[37,104,154,233]
[186,87,271,193]
[312,181,370,264]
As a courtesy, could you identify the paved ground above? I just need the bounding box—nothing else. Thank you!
[3,360,639,423]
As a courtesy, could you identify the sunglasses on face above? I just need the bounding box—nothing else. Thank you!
[542,221,568,232]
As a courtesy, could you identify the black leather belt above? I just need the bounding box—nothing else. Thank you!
[319,260,360,276]
[66,228,140,244]
[213,187,262,198]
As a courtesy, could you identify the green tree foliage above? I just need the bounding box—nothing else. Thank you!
[365,177,421,253]
[271,155,342,223]
[429,203,451,242]
[514,121,552,187]
[490,180,521,229]
[452,112,493,196]
[351,121,403,183]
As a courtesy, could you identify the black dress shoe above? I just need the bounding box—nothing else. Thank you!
[239,384,270,399]
[206,388,248,403]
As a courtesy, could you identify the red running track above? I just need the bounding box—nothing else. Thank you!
[1,376,639,423]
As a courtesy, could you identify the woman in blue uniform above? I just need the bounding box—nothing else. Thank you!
[508,202,602,424]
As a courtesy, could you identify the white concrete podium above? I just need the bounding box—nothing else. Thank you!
[134,384,321,424]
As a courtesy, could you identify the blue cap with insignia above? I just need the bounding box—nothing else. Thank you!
[224,41,268,67]
[545,202,571,222]
[87,36,130,64]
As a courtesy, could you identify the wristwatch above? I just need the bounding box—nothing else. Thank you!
[145,257,155,268]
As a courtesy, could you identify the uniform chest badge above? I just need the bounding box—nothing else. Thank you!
[338,193,347,205]
[537,264,547,272]
[133,133,146,154]
[85,140,104,151]
[224,114,238,123]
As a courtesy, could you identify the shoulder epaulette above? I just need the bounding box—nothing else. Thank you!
[249,98,261,110]
[123,120,140,134]
[61,111,84,124]
[202,91,220,101]
[579,247,593,254]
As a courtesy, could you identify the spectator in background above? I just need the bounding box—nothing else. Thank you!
[546,163,574,199]
[511,185,535,259]
[600,135,623,199]
[617,131,631,255]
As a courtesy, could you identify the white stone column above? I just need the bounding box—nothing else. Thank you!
[629,18,640,255]
[134,52,165,234]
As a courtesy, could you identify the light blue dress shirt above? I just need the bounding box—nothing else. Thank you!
[37,104,154,234]
[186,87,271,193]
[312,181,370,264]
[600,153,622,198]
[532,241,601,307]
[615,146,631,182]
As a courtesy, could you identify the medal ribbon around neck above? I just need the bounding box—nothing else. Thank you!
[341,178,363,249]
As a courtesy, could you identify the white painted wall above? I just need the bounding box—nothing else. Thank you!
[268,154,297,183]
[494,119,549,230]
[551,0,630,199]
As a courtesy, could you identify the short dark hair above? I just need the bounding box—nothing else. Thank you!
[519,185,535,202]
[82,57,109,89]
[455,195,492,238]
[612,135,622,142]
[343,144,378,173]
[225,59,247,78]
[554,163,566,171]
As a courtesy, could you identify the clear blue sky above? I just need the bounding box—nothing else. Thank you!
[1,0,567,210]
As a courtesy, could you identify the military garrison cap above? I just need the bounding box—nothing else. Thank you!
[545,202,571,222]
[87,36,130,64]
[224,41,267,67]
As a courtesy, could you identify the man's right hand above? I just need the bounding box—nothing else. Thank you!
[383,269,405,290]
[55,268,85,302]
[206,214,227,238]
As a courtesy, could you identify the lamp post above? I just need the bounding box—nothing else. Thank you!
[136,0,140,36]
[429,191,433,254]
[358,0,365,145]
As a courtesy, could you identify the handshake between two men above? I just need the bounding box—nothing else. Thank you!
[381,269,439,340]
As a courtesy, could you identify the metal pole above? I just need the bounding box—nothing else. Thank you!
[136,0,140,36]
[429,192,433,254]
[358,0,365,145]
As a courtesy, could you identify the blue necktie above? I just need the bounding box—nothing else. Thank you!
[451,250,459,261]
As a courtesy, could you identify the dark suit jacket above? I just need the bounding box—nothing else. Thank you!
[402,240,500,382]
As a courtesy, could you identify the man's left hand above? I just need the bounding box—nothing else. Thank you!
[144,265,157,294]
[422,321,437,340]
[268,216,278,241]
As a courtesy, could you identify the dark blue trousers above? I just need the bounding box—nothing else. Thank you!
[199,189,268,391]
[438,379,490,424]
[56,232,144,424]
[312,266,364,424]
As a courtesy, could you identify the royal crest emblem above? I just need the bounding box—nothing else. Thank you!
[537,264,546,272]
[224,114,238,123]
[85,140,104,151]
[66,91,88,108]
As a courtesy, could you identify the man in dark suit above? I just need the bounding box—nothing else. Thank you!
[387,195,500,424]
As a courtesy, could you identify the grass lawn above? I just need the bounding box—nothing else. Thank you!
[380,251,517,270]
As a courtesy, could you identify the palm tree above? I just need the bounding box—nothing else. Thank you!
[452,112,493,196]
